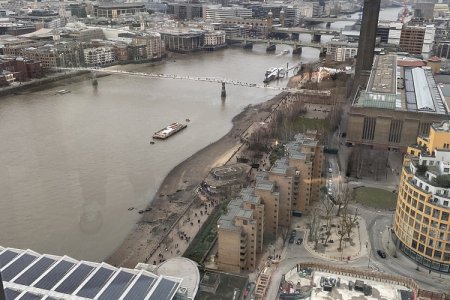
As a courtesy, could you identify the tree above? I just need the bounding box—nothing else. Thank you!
[344,208,359,241]
[308,207,321,249]
[336,183,351,217]
[320,186,335,247]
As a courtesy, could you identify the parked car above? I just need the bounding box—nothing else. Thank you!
[289,236,295,244]
[296,238,303,245]
[377,250,386,258]
[291,229,296,237]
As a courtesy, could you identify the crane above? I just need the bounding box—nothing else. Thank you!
[398,0,409,24]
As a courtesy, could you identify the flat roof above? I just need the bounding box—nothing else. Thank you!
[0,247,183,300]
[367,55,397,94]
[354,54,449,115]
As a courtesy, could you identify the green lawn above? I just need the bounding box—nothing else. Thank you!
[292,117,328,132]
[353,187,397,209]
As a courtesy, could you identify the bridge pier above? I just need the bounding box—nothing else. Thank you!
[292,45,302,55]
[266,42,276,52]
[319,47,327,58]
[312,33,321,43]
[243,41,253,49]
[221,82,226,98]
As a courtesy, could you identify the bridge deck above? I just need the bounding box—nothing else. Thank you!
[226,37,324,49]
[54,67,331,97]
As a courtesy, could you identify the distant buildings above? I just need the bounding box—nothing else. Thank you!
[0,57,42,86]
[399,25,435,59]
[166,3,204,20]
[92,3,146,18]
[347,54,450,151]
[394,121,450,273]
[83,46,115,67]
[204,6,253,22]
[326,38,358,62]
[160,29,226,53]
[217,133,323,272]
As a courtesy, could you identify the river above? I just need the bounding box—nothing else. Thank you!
[0,45,319,261]
[0,6,403,262]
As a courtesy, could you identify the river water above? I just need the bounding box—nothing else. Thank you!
[0,45,319,261]
[0,6,402,262]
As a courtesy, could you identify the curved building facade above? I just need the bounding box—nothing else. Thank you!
[394,121,450,273]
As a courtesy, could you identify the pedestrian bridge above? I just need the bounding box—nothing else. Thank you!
[55,67,331,97]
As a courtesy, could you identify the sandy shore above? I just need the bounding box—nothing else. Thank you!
[106,92,288,268]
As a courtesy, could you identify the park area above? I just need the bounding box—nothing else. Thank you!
[353,187,397,210]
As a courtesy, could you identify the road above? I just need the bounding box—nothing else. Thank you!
[264,154,449,299]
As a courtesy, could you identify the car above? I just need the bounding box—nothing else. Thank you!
[328,168,333,173]
[377,250,386,258]
[296,238,303,245]
[289,236,295,244]
[291,229,296,237]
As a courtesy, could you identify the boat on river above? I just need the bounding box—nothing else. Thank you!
[153,122,187,140]
[57,90,71,94]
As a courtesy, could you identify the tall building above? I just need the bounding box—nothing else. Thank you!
[286,133,324,213]
[394,121,450,273]
[355,0,381,84]
[217,195,261,272]
[216,133,323,273]
[399,25,435,58]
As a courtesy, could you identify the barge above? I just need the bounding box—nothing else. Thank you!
[153,122,187,140]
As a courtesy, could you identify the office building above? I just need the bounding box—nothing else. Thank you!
[166,3,204,20]
[393,121,450,273]
[399,25,435,58]
[93,3,145,18]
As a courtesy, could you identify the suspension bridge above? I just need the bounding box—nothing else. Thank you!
[55,67,331,97]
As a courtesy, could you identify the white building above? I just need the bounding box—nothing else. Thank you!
[326,39,358,62]
[387,22,403,46]
[204,30,226,46]
[83,46,115,66]
[298,2,320,18]
[204,6,252,21]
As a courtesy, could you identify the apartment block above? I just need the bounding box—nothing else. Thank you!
[394,121,450,273]
[217,197,260,272]
[399,25,435,58]
[83,47,115,67]
[286,133,324,213]
[267,158,293,227]
[254,179,281,242]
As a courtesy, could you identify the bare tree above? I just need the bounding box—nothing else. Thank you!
[343,208,359,242]
[308,207,321,249]
[336,183,351,217]
[320,186,335,247]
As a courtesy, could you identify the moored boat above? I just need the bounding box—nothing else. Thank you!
[57,89,71,94]
[153,122,187,140]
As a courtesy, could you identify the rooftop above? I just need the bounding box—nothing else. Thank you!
[217,198,254,231]
[0,246,187,300]
[432,120,450,132]
[353,54,449,115]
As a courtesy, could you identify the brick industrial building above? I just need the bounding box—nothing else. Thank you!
[346,54,450,152]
